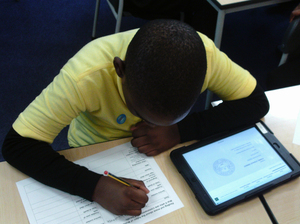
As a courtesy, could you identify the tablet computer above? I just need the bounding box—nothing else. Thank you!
[170,121,300,215]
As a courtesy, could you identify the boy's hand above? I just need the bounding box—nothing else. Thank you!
[131,121,181,156]
[92,176,149,216]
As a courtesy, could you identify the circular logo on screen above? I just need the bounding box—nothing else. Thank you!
[213,159,235,176]
[116,114,126,124]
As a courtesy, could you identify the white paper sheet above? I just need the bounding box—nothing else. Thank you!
[293,110,300,145]
[16,142,183,224]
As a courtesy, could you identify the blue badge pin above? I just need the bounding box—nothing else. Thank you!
[116,114,126,124]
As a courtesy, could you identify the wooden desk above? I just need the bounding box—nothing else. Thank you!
[4,85,299,223]
[0,142,271,223]
[263,85,300,223]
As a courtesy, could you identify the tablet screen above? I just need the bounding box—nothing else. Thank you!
[182,127,292,205]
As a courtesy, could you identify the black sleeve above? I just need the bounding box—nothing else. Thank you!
[177,83,270,142]
[1,128,102,201]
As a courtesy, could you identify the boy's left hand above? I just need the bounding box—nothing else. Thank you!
[131,121,180,156]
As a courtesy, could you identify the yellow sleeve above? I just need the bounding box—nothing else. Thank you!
[199,33,257,101]
[13,69,86,143]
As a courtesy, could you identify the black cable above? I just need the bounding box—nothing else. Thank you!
[259,195,278,224]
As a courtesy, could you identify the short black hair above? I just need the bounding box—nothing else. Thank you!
[125,19,207,119]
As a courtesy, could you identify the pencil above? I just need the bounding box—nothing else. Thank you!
[103,171,134,187]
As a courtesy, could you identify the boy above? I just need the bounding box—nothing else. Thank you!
[2,19,269,216]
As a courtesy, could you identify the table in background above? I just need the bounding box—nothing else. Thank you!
[263,85,300,223]
[207,0,293,48]
[205,0,293,109]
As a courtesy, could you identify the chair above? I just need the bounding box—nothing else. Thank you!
[97,0,124,35]
[278,16,300,66]
[92,0,185,39]
[266,16,300,90]
[92,0,124,38]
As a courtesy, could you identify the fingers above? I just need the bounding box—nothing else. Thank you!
[143,149,160,156]
[125,187,149,204]
[131,137,160,156]
[290,4,300,22]
[93,176,149,216]
[137,184,150,194]
[127,179,150,194]
[290,15,295,22]
[131,121,158,151]
[131,122,149,138]
[131,122,180,156]
[130,121,147,129]
[126,209,143,216]
[114,186,148,216]
[131,122,153,150]
[131,135,150,148]
[136,144,160,156]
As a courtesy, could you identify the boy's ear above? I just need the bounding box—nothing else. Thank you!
[113,57,125,79]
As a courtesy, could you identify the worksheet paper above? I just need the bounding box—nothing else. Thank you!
[16,142,183,224]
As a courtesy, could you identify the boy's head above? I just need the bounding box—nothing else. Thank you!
[115,19,207,126]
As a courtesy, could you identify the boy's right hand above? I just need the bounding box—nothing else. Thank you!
[92,176,149,216]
